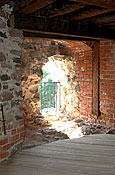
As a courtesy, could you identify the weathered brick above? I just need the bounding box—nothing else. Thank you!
[0,138,8,146]
[19,120,24,126]
[20,132,25,138]
[17,126,24,133]
[11,129,17,135]
[0,152,9,159]
[99,40,115,127]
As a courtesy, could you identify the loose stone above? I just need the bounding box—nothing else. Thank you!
[0,31,7,38]
[0,91,13,101]
[1,74,10,81]
[13,57,21,63]
[0,52,5,62]
[10,49,21,56]
[0,18,6,28]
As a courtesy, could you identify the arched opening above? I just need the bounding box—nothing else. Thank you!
[21,38,108,149]
[21,39,86,148]
[39,55,79,117]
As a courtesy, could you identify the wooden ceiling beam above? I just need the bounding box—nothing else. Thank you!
[34,1,86,18]
[67,0,115,9]
[105,22,115,26]
[24,31,97,41]
[66,6,114,20]
[10,13,115,40]
[0,0,10,7]
[83,11,115,24]
[17,0,56,14]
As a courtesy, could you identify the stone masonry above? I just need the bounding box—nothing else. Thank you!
[0,5,24,162]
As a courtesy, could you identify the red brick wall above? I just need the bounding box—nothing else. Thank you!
[75,51,93,120]
[63,40,115,128]
[99,40,115,128]
[0,120,25,162]
[57,40,94,121]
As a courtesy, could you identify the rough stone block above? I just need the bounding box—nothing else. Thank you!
[15,115,23,121]
[0,91,13,101]
[10,49,21,56]
[0,18,6,28]
[0,52,5,62]
[11,100,21,108]
[1,74,10,81]
[9,29,23,39]
[1,63,12,69]
[13,57,21,63]
[0,31,7,38]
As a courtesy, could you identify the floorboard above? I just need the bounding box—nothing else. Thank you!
[0,134,115,175]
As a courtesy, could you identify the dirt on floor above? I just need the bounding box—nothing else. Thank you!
[21,115,115,150]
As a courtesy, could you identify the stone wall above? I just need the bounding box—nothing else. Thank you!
[0,5,24,162]
[76,50,93,120]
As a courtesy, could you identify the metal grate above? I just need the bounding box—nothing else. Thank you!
[39,82,62,111]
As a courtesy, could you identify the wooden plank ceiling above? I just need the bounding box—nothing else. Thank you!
[0,0,115,40]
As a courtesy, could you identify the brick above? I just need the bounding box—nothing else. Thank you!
[20,132,25,138]
[11,129,17,135]
[0,138,8,146]
[0,152,9,160]
[6,123,13,130]
[3,144,12,150]
[19,120,24,126]
[11,134,19,142]
[99,40,115,128]
[17,126,24,133]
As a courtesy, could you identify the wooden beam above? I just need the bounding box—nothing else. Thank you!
[90,12,115,24]
[17,0,56,14]
[35,1,86,18]
[66,6,113,20]
[92,41,100,116]
[67,0,115,9]
[83,11,115,24]
[0,0,9,7]
[104,22,115,26]
[9,13,115,40]
[24,31,97,41]
[49,4,86,18]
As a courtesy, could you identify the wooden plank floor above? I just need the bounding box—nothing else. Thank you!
[0,134,115,175]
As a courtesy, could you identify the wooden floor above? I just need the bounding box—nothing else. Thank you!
[0,134,115,175]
